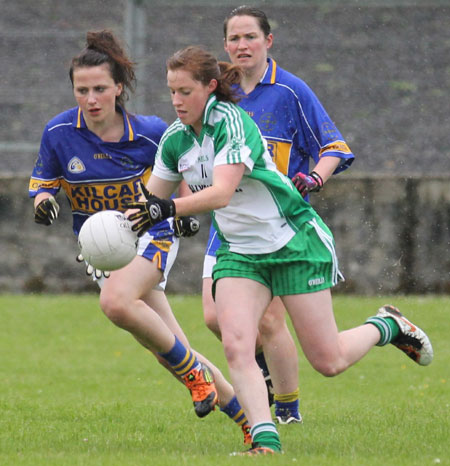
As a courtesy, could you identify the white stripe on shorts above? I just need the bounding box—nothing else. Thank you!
[308,218,344,286]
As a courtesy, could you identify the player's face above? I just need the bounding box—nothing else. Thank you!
[72,64,123,128]
[224,15,273,76]
[167,68,217,135]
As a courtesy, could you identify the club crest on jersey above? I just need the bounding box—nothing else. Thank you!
[68,157,86,173]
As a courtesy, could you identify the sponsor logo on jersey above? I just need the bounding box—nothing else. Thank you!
[197,154,209,163]
[120,156,139,171]
[319,140,352,156]
[189,183,211,192]
[68,157,86,174]
[94,153,112,160]
[63,178,142,214]
[266,140,292,175]
[308,277,325,287]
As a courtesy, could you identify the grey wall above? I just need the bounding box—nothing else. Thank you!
[1,1,450,175]
[1,175,448,295]
[1,1,449,294]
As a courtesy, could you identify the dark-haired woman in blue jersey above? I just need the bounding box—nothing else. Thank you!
[29,29,251,445]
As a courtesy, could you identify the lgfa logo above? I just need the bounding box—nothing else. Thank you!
[68,157,86,173]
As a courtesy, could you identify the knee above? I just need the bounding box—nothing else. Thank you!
[310,358,345,378]
[258,310,279,336]
[221,333,254,369]
[99,290,129,328]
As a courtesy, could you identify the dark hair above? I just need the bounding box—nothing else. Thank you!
[166,46,242,104]
[223,5,271,38]
[69,30,136,108]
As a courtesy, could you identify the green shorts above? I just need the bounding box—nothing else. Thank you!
[212,217,344,297]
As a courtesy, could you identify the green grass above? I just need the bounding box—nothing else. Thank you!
[1,294,449,465]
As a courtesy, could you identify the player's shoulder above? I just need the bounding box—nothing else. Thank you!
[44,107,78,132]
[130,114,168,141]
[159,119,187,144]
[274,64,316,99]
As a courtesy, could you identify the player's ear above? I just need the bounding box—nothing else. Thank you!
[116,83,123,97]
[266,33,273,50]
[208,79,218,93]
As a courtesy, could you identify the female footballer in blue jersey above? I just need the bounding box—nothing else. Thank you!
[127,45,433,455]
[200,6,356,425]
[29,30,252,445]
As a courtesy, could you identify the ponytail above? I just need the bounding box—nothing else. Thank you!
[69,30,136,108]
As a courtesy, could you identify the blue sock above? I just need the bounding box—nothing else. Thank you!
[221,396,249,428]
[158,335,199,378]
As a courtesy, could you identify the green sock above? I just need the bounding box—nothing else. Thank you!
[365,316,400,346]
[251,422,281,452]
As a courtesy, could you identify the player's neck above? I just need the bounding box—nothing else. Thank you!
[86,111,124,142]
[240,61,268,94]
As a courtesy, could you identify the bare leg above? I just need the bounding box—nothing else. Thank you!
[101,258,235,407]
[282,289,380,377]
[215,277,272,426]
[258,296,299,395]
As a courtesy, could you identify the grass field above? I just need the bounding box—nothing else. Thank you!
[1,294,449,465]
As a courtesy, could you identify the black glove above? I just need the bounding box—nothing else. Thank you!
[76,253,110,279]
[126,182,176,237]
[34,196,60,225]
[291,171,323,198]
[174,216,200,237]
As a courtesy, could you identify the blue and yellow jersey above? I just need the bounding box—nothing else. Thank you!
[204,58,355,257]
[237,58,354,178]
[29,106,168,235]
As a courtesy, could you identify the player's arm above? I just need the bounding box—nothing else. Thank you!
[127,164,245,237]
[174,163,245,215]
[292,156,341,198]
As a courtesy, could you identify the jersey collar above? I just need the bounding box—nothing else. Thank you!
[260,58,278,85]
[202,93,218,126]
[73,106,136,142]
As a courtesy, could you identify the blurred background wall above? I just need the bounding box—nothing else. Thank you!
[0,0,449,294]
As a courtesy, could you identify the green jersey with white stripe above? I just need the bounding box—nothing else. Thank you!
[153,94,319,254]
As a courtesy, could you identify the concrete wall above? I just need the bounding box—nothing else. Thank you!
[2,2,450,176]
[1,175,448,295]
[1,2,449,294]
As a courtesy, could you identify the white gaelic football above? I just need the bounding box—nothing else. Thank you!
[78,210,138,271]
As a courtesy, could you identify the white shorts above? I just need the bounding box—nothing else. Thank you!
[96,229,179,291]
[202,254,217,279]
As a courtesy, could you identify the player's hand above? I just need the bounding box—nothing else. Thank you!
[174,216,200,237]
[126,182,176,237]
[76,253,110,279]
[291,171,323,198]
[34,196,60,225]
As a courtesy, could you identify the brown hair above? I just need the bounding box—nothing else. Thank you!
[223,5,271,39]
[166,45,242,103]
[69,30,136,108]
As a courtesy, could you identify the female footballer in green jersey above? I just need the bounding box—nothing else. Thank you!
[127,45,433,456]
[201,6,356,425]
